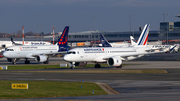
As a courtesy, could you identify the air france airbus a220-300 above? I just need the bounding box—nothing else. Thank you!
[3,26,69,64]
[63,24,166,69]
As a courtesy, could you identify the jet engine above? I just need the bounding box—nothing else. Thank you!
[107,56,122,67]
[36,55,47,62]
[2,45,6,48]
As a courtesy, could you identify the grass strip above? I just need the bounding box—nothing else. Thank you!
[11,69,168,74]
[7,63,141,70]
[0,80,107,99]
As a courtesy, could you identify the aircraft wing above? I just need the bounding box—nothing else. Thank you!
[121,51,165,57]
[102,50,166,60]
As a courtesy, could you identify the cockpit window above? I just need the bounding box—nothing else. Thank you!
[6,49,14,51]
[67,51,76,54]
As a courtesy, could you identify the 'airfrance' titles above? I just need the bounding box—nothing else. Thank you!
[84,48,104,51]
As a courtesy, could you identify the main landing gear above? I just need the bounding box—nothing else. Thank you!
[43,58,49,64]
[95,63,101,68]
[116,65,122,68]
[25,59,30,64]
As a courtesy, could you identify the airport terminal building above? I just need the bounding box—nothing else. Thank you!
[1,21,180,46]
[67,21,180,45]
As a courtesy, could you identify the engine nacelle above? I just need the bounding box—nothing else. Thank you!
[107,56,122,67]
[36,55,47,62]
[2,45,6,48]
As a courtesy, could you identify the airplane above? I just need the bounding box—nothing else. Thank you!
[3,26,69,64]
[130,36,137,46]
[0,40,52,52]
[63,24,167,69]
[99,24,149,47]
[129,33,179,52]
[99,34,130,47]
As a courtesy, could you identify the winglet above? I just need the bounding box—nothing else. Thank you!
[100,34,112,47]
[135,24,150,47]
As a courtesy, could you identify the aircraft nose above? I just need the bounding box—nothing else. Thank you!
[2,52,7,57]
[63,55,71,61]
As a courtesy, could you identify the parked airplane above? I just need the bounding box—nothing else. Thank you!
[3,26,69,64]
[99,34,130,47]
[130,34,179,52]
[63,24,166,69]
[130,36,137,46]
[99,24,149,47]
[0,40,52,52]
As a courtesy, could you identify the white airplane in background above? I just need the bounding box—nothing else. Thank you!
[0,39,52,52]
[130,36,137,46]
[3,26,69,64]
[130,34,178,52]
[63,24,167,69]
[99,24,150,47]
[99,34,130,47]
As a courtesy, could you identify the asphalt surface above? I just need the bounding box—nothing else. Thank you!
[0,53,180,101]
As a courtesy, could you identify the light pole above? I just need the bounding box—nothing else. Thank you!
[130,15,134,37]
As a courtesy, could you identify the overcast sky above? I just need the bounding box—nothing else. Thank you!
[0,0,180,34]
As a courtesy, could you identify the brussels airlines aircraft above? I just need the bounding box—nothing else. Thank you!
[0,40,52,52]
[63,24,166,69]
[3,26,69,64]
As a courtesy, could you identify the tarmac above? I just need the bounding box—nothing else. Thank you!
[0,53,180,101]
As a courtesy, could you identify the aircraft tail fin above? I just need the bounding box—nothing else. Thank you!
[169,45,177,52]
[130,36,137,46]
[135,24,150,47]
[58,26,69,51]
[100,34,112,47]
[11,37,22,46]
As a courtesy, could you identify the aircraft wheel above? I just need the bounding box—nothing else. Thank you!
[12,59,16,64]
[95,64,101,68]
[25,60,30,64]
[43,60,49,64]
[116,65,122,68]
[69,62,75,69]
[71,66,75,69]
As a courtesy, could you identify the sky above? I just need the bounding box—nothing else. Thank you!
[0,0,180,34]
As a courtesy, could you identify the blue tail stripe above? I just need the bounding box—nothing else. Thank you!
[138,24,149,45]
[100,34,112,47]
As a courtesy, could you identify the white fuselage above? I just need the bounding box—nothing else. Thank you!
[3,45,58,59]
[0,41,52,48]
[146,45,178,51]
[99,42,130,47]
[64,47,148,63]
